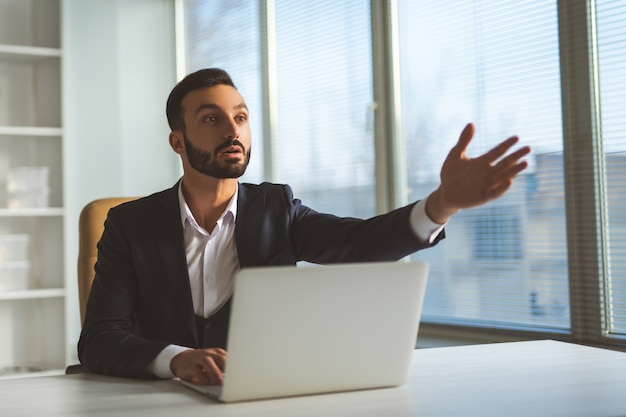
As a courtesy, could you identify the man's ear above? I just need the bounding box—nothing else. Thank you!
[169,131,185,154]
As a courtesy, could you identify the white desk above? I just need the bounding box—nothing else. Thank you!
[1,340,625,417]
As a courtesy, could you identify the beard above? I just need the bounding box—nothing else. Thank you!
[183,134,251,179]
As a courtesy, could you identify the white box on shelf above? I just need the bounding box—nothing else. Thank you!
[6,166,50,209]
[0,234,29,263]
[0,261,29,292]
[7,167,49,191]
[7,188,50,209]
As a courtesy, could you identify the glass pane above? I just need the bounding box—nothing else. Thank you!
[183,0,264,183]
[596,0,626,336]
[397,0,569,329]
[273,1,375,218]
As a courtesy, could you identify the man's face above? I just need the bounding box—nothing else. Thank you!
[177,84,251,179]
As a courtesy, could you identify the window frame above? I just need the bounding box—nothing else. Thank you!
[558,0,610,346]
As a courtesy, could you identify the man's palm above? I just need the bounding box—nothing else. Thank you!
[439,123,531,212]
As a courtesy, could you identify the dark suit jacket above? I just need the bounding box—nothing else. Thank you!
[78,181,444,378]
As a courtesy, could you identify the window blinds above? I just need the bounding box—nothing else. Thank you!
[397,0,570,330]
[597,0,626,336]
[181,0,626,346]
[183,0,264,183]
[183,0,375,218]
[271,0,376,218]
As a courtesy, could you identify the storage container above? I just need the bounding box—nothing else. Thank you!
[7,167,50,209]
[0,234,29,263]
[0,261,29,291]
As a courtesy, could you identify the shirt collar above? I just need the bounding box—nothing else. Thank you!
[178,180,239,230]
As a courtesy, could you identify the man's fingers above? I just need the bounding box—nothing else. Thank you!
[480,135,520,163]
[494,146,530,176]
[182,359,223,386]
[206,349,227,372]
[199,358,224,385]
[497,161,529,182]
[188,371,212,385]
[492,145,530,171]
[171,348,227,386]
[450,123,475,156]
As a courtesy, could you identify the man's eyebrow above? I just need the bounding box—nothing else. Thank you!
[195,102,248,115]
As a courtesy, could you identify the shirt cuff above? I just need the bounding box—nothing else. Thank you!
[147,344,191,379]
[410,198,446,244]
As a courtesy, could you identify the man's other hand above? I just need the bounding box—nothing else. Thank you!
[171,348,227,386]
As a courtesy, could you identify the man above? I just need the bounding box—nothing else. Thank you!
[78,68,530,386]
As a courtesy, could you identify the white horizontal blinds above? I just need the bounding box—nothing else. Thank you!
[272,1,375,218]
[596,0,626,336]
[397,0,569,329]
[182,0,264,183]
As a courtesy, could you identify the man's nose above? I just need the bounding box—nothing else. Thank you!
[224,118,240,139]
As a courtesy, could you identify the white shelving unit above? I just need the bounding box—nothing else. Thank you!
[0,0,65,378]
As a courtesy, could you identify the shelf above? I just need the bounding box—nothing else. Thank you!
[0,44,61,63]
[0,208,64,217]
[0,367,64,380]
[0,288,65,301]
[0,0,66,377]
[0,126,63,137]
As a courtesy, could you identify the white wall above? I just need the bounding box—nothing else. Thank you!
[62,0,179,362]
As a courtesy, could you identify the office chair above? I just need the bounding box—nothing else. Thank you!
[77,197,138,324]
[66,197,137,375]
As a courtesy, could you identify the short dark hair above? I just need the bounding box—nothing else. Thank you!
[165,68,236,131]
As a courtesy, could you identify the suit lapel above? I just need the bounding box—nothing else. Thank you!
[235,184,266,268]
[149,182,198,344]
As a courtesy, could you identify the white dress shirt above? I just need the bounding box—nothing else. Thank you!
[148,186,445,378]
[181,185,239,318]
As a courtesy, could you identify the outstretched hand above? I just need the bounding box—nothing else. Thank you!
[425,123,531,224]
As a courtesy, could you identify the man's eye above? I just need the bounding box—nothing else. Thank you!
[237,115,247,122]
[203,116,217,123]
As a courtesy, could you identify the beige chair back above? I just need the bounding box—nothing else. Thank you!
[77,197,137,324]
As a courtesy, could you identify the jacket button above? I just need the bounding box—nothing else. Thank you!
[204,322,211,330]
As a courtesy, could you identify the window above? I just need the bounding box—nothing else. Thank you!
[397,0,569,330]
[182,0,375,218]
[272,1,375,217]
[182,0,264,183]
[181,0,626,349]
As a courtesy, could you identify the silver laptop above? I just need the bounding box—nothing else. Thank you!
[180,261,429,402]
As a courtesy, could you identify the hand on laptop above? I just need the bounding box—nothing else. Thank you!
[170,348,227,385]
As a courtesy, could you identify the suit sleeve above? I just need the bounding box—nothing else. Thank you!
[282,185,445,263]
[77,207,169,379]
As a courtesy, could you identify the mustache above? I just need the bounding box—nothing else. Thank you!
[216,139,246,154]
